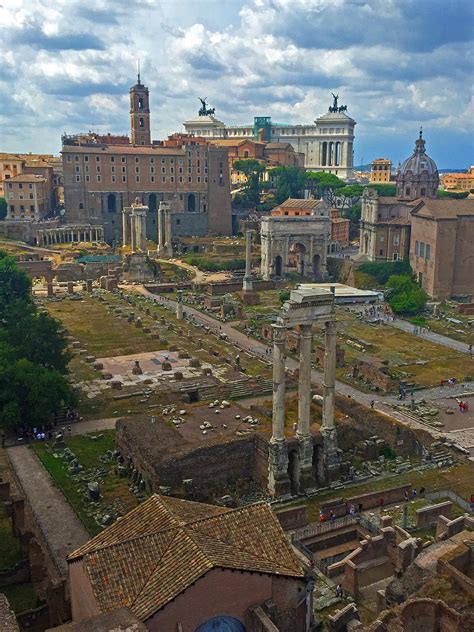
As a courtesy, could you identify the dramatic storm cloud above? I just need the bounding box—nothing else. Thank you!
[0,0,472,166]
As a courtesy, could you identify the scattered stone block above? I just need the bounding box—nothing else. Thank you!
[85,356,96,363]
[174,371,184,380]
[111,380,122,390]
[189,358,201,368]
[93,361,104,370]
[162,361,172,371]
[132,360,143,375]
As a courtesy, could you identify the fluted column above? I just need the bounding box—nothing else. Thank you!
[297,324,312,438]
[268,324,291,498]
[130,214,136,252]
[271,324,286,441]
[322,319,336,430]
[157,207,163,252]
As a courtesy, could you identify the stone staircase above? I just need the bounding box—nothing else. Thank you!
[429,442,454,467]
[201,378,274,402]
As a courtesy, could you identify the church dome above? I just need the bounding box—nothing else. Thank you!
[396,129,439,200]
[399,129,438,176]
[195,616,246,632]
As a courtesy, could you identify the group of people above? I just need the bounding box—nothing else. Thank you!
[412,325,429,334]
[361,304,394,323]
[458,399,469,413]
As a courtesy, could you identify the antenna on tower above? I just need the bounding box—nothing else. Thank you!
[137,58,141,84]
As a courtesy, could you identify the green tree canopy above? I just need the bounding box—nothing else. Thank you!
[385,274,428,315]
[367,183,397,196]
[437,189,469,199]
[0,252,32,320]
[268,166,307,203]
[0,359,76,429]
[233,159,266,206]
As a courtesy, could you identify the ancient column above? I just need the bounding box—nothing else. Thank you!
[130,213,137,252]
[157,206,163,253]
[321,317,340,482]
[322,319,336,431]
[268,324,290,498]
[164,207,173,257]
[242,229,254,292]
[297,324,316,492]
[176,290,183,320]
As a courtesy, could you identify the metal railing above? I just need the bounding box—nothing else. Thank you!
[292,515,357,541]
[426,490,473,514]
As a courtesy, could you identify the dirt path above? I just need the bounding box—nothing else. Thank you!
[7,446,89,578]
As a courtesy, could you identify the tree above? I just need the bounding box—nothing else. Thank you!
[367,183,397,196]
[0,197,7,220]
[437,189,469,199]
[385,274,427,315]
[0,251,32,319]
[268,166,307,203]
[305,172,345,199]
[233,159,266,205]
[333,184,365,208]
[0,359,76,429]
[346,203,361,239]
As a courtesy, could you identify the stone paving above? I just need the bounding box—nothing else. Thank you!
[7,446,89,578]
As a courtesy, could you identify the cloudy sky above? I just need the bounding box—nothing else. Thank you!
[1,0,473,167]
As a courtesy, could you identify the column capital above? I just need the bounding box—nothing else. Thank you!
[272,323,287,342]
[299,323,313,338]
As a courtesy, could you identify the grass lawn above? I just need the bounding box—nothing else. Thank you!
[45,297,168,357]
[1,583,39,613]
[333,308,471,388]
[0,503,23,569]
[31,430,139,536]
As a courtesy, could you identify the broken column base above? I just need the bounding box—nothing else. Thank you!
[321,427,341,484]
[267,438,291,498]
[241,290,260,305]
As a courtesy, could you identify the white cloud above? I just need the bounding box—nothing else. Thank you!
[0,0,472,165]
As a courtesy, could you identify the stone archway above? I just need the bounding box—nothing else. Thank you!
[291,242,307,276]
[274,255,282,277]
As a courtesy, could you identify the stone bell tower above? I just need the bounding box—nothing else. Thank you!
[130,71,151,146]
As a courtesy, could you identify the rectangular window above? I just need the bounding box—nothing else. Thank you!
[9,205,14,212]
[74,155,79,162]
[150,157,154,164]
[170,176,174,183]
[67,155,71,162]
[150,166,155,174]
[97,175,101,182]
[161,158,166,164]
[122,176,126,182]
[121,157,126,163]
[135,157,139,163]
[96,166,100,173]
[75,175,81,182]
[420,242,425,257]
[162,176,166,183]
[110,156,115,163]
[151,176,155,183]
[111,166,115,173]
[426,244,430,260]
[86,175,90,182]
[85,165,89,172]
[84,156,89,162]
[29,193,33,199]
[122,166,126,173]
[188,176,192,183]
[415,240,419,255]
[135,166,139,173]
[393,235,399,246]
[136,176,140,183]
[112,175,116,182]
[96,156,100,162]
[20,205,24,212]
[162,167,166,174]
[75,165,80,173]
[197,176,201,183]
[30,205,35,213]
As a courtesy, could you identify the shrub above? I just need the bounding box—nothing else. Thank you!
[386,274,428,315]
[358,260,412,285]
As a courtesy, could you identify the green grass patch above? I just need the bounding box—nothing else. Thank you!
[31,430,139,536]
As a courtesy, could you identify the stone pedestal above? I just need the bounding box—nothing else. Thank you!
[176,302,183,320]
[268,438,291,498]
[298,434,317,493]
[47,282,54,297]
[85,279,93,293]
[321,427,340,483]
[67,282,74,294]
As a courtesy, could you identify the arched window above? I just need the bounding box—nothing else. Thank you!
[187,193,196,212]
[139,117,144,128]
[243,150,249,158]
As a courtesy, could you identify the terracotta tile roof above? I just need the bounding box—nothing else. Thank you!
[68,495,305,621]
[412,198,474,219]
[279,198,321,210]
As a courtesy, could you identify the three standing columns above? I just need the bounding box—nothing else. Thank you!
[297,324,317,491]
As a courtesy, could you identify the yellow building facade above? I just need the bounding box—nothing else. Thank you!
[370,158,392,183]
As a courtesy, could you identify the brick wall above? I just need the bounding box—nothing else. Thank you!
[416,501,452,527]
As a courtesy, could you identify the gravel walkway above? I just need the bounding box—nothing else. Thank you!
[7,446,89,578]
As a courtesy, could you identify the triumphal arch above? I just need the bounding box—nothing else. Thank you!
[268,286,340,497]
[260,199,330,280]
